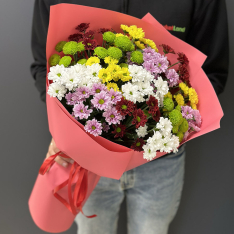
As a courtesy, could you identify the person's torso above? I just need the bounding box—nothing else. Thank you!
[47,0,209,42]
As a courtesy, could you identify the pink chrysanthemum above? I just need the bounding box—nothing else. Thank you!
[91,83,107,95]
[73,103,93,119]
[103,107,123,125]
[107,89,122,104]
[102,122,110,133]
[84,119,102,137]
[91,91,111,110]
[75,86,90,100]
[166,69,179,87]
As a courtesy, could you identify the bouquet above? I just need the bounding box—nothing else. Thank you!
[47,22,200,160]
[28,4,223,233]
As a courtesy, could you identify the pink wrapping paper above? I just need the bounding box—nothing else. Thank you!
[28,4,223,233]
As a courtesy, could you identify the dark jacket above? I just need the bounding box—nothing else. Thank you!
[30,0,229,102]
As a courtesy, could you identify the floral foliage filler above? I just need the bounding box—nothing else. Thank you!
[48,23,201,161]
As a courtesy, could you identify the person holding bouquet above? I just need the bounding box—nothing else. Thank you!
[30,1,229,233]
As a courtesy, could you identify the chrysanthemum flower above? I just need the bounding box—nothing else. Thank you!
[166,69,179,87]
[107,88,122,104]
[128,25,145,39]
[68,33,83,42]
[76,23,90,32]
[177,52,189,66]
[75,86,90,100]
[106,83,120,92]
[130,51,144,64]
[146,95,159,115]
[174,94,185,106]
[132,109,148,128]
[102,122,110,133]
[86,56,100,66]
[103,107,123,125]
[49,54,60,66]
[114,36,132,51]
[112,123,127,138]
[55,41,67,52]
[104,56,119,65]
[63,41,85,55]
[160,44,175,54]
[164,92,173,99]
[116,97,135,116]
[47,83,67,100]
[91,90,111,110]
[59,56,72,67]
[98,68,112,83]
[188,88,198,109]
[103,31,116,43]
[135,41,145,49]
[107,47,123,60]
[136,125,148,138]
[84,119,102,137]
[169,109,183,126]
[83,38,97,50]
[94,47,108,59]
[91,83,107,95]
[73,103,93,119]
[131,138,145,151]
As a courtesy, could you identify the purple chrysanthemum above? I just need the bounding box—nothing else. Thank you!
[65,92,78,105]
[73,103,93,119]
[102,122,110,133]
[91,91,111,110]
[166,69,179,87]
[91,83,107,95]
[143,48,169,75]
[103,107,123,125]
[75,86,91,100]
[181,106,194,120]
[188,121,201,132]
[192,109,202,127]
[84,119,102,137]
[107,89,122,104]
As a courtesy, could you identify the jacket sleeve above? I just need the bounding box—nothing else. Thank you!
[30,0,50,102]
[186,0,229,95]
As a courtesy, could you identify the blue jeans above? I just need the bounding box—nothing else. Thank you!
[75,145,185,234]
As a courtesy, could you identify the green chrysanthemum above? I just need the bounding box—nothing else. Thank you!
[63,41,84,55]
[169,109,183,126]
[114,36,132,51]
[55,41,67,52]
[175,105,181,112]
[163,97,174,111]
[103,31,116,43]
[119,63,128,68]
[176,132,184,143]
[129,44,136,51]
[107,47,123,60]
[94,47,108,59]
[179,118,189,133]
[172,125,179,134]
[77,58,87,65]
[59,56,72,67]
[49,54,60,66]
[130,51,144,64]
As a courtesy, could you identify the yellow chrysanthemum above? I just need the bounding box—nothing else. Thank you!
[174,93,185,106]
[179,82,189,96]
[115,33,128,38]
[164,92,173,99]
[106,82,120,92]
[86,56,100,66]
[188,88,198,109]
[120,67,132,82]
[135,41,145,49]
[104,56,119,65]
[98,68,112,83]
[128,25,145,39]
[107,64,122,82]
[140,38,158,52]
[120,24,130,32]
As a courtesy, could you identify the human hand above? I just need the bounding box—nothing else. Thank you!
[46,138,74,172]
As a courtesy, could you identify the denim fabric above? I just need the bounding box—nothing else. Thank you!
[75,145,185,234]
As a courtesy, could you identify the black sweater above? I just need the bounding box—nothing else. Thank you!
[30,0,229,102]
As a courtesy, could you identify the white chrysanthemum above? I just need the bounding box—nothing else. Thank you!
[136,125,148,138]
[153,76,169,96]
[128,65,154,83]
[143,144,157,161]
[153,92,164,107]
[47,83,67,100]
[70,63,87,74]
[61,70,81,91]
[122,82,144,103]
[135,81,154,96]
[48,65,66,83]
[85,63,102,79]
[168,135,180,153]
[156,117,173,136]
